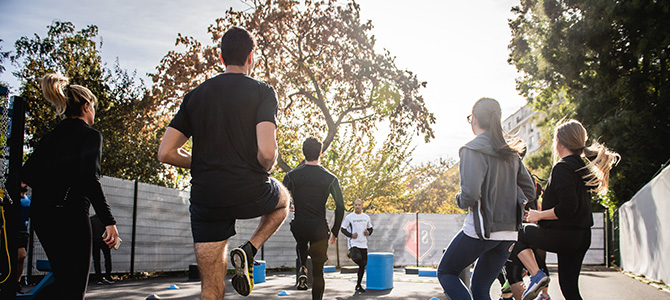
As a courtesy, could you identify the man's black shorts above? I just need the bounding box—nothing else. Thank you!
[190,177,282,243]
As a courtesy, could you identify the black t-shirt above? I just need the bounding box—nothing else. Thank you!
[169,73,278,207]
[283,164,345,236]
[539,154,594,229]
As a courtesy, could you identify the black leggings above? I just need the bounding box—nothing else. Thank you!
[33,207,92,299]
[92,239,112,281]
[507,248,549,284]
[291,220,330,300]
[513,224,591,300]
[350,247,368,286]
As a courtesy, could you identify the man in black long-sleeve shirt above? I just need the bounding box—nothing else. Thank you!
[283,137,345,300]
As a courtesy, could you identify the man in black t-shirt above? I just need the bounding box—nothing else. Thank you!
[158,27,290,299]
[283,137,345,300]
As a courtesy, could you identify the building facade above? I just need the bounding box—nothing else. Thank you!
[502,105,542,156]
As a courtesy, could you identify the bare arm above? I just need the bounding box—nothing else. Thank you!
[525,208,558,223]
[256,121,278,171]
[158,127,191,169]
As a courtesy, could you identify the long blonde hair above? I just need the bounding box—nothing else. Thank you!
[40,73,97,117]
[472,98,526,161]
[554,119,620,194]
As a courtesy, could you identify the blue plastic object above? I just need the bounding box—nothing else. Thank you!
[253,260,266,283]
[323,265,336,273]
[168,284,179,290]
[418,268,438,277]
[365,252,394,290]
[17,259,55,300]
[278,290,290,296]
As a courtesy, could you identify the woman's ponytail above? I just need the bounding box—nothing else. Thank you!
[582,141,620,194]
[554,119,620,194]
[40,73,70,116]
[472,98,525,162]
[40,73,97,117]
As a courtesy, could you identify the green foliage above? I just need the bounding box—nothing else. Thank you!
[0,39,10,76]
[10,21,180,187]
[509,0,670,207]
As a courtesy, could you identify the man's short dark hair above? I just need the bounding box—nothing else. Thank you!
[302,137,322,161]
[220,26,256,66]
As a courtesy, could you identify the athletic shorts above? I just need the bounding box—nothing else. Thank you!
[190,177,281,243]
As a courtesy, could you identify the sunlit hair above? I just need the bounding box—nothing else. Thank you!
[40,73,97,118]
[553,119,620,194]
[220,26,256,66]
[302,137,322,161]
[472,97,525,162]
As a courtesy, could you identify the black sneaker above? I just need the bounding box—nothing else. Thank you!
[16,282,25,294]
[356,285,366,293]
[297,266,308,290]
[230,243,254,296]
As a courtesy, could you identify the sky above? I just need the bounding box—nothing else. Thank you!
[0,0,526,163]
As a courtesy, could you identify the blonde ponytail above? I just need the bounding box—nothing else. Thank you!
[582,142,620,194]
[554,119,620,194]
[40,73,97,117]
[40,73,70,115]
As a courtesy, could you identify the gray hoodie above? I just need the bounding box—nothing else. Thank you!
[456,131,536,240]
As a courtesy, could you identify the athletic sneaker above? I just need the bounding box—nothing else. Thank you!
[539,293,551,300]
[356,285,366,293]
[501,280,511,294]
[297,266,308,290]
[230,243,255,296]
[522,270,550,300]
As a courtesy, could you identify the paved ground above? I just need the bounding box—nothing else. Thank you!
[76,265,670,299]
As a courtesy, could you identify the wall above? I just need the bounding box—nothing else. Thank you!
[618,165,670,284]
[26,176,606,276]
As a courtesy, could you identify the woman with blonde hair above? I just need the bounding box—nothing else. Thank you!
[22,73,119,299]
[514,119,620,300]
[437,98,536,300]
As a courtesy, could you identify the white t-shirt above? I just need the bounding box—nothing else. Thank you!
[341,212,372,249]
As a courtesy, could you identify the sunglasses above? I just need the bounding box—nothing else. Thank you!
[467,114,472,124]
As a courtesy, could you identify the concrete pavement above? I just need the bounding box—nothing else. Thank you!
[81,265,670,299]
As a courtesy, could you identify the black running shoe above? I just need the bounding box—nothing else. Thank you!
[356,285,366,293]
[297,266,308,290]
[230,243,254,296]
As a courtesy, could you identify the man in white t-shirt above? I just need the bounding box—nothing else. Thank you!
[340,199,373,293]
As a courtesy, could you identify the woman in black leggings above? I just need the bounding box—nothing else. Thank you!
[23,73,119,299]
[513,119,619,300]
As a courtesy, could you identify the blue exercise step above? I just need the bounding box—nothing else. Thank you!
[418,268,437,277]
[17,259,55,299]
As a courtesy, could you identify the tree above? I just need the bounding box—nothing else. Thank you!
[399,158,464,214]
[508,0,670,207]
[150,0,435,174]
[0,39,10,76]
[10,21,178,187]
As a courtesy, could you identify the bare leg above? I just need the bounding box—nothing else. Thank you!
[249,185,290,249]
[517,249,540,276]
[17,247,26,282]
[511,281,525,300]
[195,241,228,300]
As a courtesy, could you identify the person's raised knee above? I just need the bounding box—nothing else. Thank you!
[276,185,291,209]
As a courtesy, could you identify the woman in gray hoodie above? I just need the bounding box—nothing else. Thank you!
[437,98,536,300]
